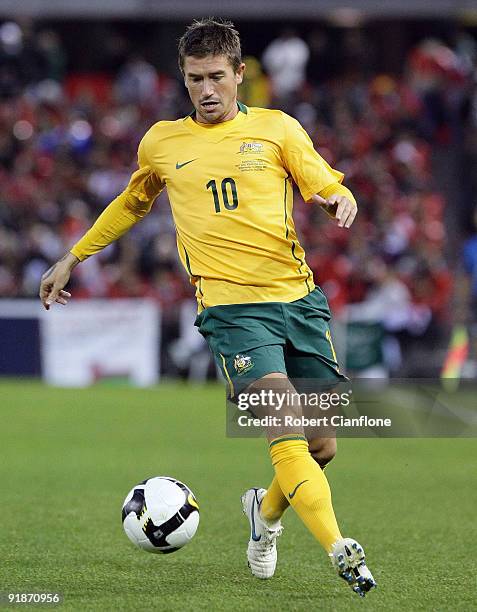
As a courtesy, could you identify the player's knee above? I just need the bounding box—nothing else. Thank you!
[309,438,337,468]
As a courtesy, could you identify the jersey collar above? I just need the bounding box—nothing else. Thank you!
[182,102,248,142]
[184,101,248,121]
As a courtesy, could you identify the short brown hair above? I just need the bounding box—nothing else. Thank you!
[178,17,242,73]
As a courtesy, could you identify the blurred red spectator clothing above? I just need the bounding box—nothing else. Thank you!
[0,32,466,341]
[64,73,114,106]
[410,267,452,321]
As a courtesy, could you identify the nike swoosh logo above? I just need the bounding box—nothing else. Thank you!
[176,159,197,170]
[251,492,261,542]
[288,479,309,499]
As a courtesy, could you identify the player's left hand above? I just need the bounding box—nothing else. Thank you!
[311,194,358,228]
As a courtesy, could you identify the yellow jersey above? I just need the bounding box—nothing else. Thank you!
[71,103,346,310]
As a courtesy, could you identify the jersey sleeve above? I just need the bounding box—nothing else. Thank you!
[70,136,164,261]
[127,136,165,207]
[280,112,344,202]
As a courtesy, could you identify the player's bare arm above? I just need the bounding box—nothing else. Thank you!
[39,251,79,310]
[309,193,358,228]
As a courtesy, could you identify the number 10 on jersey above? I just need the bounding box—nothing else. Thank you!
[206,178,239,213]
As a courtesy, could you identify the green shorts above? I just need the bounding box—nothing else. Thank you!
[195,287,347,397]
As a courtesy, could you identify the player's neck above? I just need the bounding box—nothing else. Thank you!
[194,102,239,125]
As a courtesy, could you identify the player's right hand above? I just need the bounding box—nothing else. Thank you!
[39,252,79,310]
[310,194,358,228]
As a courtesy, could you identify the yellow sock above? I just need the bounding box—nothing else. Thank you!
[269,435,341,552]
[261,476,289,523]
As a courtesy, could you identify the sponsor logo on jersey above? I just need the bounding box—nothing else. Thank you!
[176,159,197,169]
[238,141,264,155]
[233,354,254,375]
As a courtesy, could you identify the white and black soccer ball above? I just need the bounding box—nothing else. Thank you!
[121,476,199,554]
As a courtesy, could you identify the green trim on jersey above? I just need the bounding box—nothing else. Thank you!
[181,242,205,309]
[182,244,193,276]
[283,176,312,294]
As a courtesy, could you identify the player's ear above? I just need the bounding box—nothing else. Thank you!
[235,62,246,85]
[180,59,189,87]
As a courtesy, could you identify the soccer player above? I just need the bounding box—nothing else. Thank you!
[39,18,376,597]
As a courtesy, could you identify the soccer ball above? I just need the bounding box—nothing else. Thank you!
[121,476,199,554]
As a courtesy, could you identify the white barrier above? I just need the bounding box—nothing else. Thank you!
[0,299,161,386]
[40,299,160,387]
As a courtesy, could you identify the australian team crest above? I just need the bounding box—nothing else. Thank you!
[233,354,254,375]
[238,141,264,155]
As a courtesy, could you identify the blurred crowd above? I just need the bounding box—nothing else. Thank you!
[1,20,477,374]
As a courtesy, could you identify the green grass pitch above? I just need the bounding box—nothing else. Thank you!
[1,380,476,611]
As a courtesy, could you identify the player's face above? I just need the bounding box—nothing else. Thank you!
[183,54,245,124]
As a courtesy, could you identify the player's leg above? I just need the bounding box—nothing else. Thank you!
[240,371,343,578]
[239,372,295,579]
[305,433,376,595]
[196,296,375,594]
[195,302,289,578]
[308,435,337,469]
[252,373,342,552]
[279,287,376,596]
[238,375,342,579]
[242,369,343,580]
[260,297,343,528]
[260,434,337,522]
[259,475,289,522]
